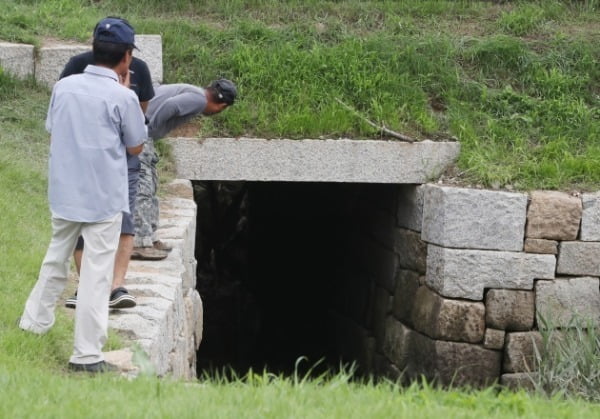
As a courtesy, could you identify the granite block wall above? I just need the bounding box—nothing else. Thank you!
[332,184,600,387]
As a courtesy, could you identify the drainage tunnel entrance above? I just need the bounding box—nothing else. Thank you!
[192,180,409,377]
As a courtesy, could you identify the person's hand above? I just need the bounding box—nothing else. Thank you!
[119,70,131,88]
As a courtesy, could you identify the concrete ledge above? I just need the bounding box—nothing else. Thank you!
[0,42,34,79]
[36,43,89,88]
[3,35,164,88]
[134,35,163,84]
[108,179,202,379]
[171,137,460,183]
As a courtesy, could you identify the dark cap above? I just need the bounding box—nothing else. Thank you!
[94,17,137,49]
[210,78,237,105]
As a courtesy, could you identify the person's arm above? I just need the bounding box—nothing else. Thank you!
[121,92,147,154]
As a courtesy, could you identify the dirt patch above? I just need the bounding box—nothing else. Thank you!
[169,119,203,138]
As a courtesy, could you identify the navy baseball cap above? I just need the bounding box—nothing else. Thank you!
[210,79,237,105]
[93,17,138,49]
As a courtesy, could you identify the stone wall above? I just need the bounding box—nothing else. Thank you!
[105,179,202,379]
[331,184,600,387]
[0,36,162,88]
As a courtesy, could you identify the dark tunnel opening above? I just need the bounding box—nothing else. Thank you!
[192,180,400,378]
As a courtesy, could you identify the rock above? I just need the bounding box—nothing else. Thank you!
[397,185,424,232]
[500,373,537,391]
[373,287,392,347]
[421,185,527,251]
[392,269,421,326]
[103,348,138,373]
[0,42,34,79]
[166,179,194,200]
[184,289,204,350]
[526,191,581,240]
[360,240,398,293]
[485,289,535,331]
[374,353,402,381]
[411,286,485,343]
[426,245,556,300]
[524,238,558,254]
[581,192,600,241]
[535,277,600,328]
[394,227,427,273]
[503,332,543,373]
[406,331,502,387]
[557,241,600,276]
[382,317,412,369]
[133,35,163,85]
[36,44,89,88]
[483,328,505,350]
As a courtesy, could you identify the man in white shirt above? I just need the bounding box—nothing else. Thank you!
[19,18,147,373]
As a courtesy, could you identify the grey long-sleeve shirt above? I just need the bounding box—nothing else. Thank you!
[146,84,207,140]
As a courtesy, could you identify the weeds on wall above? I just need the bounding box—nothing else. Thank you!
[533,315,600,402]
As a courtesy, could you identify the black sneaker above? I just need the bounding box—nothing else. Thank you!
[65,293,77,309]
[68,360,118,374]
[109,287,136,309]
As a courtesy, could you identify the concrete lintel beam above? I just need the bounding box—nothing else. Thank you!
[171,137,460,184]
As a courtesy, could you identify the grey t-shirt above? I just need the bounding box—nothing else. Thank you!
[146,84,207,140]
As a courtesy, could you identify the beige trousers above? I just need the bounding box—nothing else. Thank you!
[20,213,122,364]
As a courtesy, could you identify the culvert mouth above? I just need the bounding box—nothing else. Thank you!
[192,180,402,378]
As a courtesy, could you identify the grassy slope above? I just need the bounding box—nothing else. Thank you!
[1,1,600,416]
[0,0,599,189]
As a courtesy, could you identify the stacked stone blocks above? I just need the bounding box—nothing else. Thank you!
[372,185,600,387]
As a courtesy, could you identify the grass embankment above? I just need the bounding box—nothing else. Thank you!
[1,1,600,416]
[1,0,599,189]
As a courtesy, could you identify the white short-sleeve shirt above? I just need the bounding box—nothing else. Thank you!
[46,65,146,222]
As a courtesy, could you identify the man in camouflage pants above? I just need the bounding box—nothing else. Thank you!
[132,140,162,257]
[132,79,237,260]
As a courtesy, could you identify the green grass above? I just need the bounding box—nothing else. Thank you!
[1,0,599,189]
[2,363,600,418]
[534,316,600,402]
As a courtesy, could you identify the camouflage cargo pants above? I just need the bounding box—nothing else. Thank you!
[134,140,159,247]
